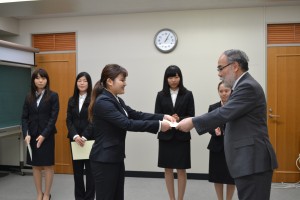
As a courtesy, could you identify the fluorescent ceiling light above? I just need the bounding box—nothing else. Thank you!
[0,0,39,3]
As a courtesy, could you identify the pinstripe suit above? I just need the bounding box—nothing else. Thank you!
[192,73,278,200]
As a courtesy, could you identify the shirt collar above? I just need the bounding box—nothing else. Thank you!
[170,88,179,95]
[35,90,45,97]
[79,93,87,99]
[232,71,248,90]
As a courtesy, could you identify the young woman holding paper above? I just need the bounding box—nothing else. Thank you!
[22,68,59,200]
[154,65,195,200]
[66,72,95,200]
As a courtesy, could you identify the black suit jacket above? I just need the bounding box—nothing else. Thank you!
[22,90,59,138]
[207,101,224,152]
[66,96,94,140]
[89,90,164,163]
[155,90,195,141]
[193,73,278,178]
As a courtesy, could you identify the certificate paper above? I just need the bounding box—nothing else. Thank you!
[163,119,179,127]
[71,140,95,160]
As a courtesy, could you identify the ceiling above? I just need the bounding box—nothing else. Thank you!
[0,0,300,19]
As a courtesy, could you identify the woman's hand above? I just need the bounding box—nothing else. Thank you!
[172,114,180,122]
[161,121,172,132]
[163,114,176,123]
[24,135,31,145]
[75,136,86,147]
[36,135,45,148]
[215,127,222,136]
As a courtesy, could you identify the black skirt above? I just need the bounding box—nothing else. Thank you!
[158,138,191,169]
[208,150,235,184]
[27,134,55,166]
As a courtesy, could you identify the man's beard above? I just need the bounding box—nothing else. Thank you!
[221,71,235,89]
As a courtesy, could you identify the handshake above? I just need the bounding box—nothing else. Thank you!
[161,115,194,132]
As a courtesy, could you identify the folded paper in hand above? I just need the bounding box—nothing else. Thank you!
[27,143,32,161]
[163,120,179,128]
[71,140,95,160]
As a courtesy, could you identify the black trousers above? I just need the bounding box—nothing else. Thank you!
[72,158,95,200]
[235,170,273,200]
[90,160,125,200]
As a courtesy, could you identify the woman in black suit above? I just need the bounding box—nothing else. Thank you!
[207,81,235,200]
[155,65,195,200]
[22,68,59,200]
[88,64,175,200]
[66,72,95,200]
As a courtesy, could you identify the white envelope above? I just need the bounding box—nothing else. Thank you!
[71,140,95,160]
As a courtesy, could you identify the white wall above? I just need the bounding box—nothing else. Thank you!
[1,6,300,173]
[0,17,19,35]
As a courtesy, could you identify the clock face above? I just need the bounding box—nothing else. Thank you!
[154,29,178,53]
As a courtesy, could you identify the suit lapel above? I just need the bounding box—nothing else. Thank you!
[76,104,80,116]
[118,98,128,117]
[103,90,128,117]
[174,93,183,111]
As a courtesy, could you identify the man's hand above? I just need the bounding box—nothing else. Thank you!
[176,117,194,132]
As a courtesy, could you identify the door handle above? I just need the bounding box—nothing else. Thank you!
[269,114,280,118]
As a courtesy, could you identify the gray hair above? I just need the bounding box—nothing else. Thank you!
[224,49,249,71]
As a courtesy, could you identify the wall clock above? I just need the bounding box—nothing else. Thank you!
[154,28,178,53]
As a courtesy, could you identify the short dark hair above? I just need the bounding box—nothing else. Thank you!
[29,68,50,103]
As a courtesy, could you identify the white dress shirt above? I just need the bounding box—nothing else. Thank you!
[79,93,87,112]
[36,90,45,107]
[170,88,179,107]
[74,93,87,141]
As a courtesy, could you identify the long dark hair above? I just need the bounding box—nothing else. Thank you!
[72,72,92,100]
[28,68,50,103]
[88,64,128,121]
[162,65,186,95]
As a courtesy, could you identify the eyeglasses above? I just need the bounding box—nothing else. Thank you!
[217,63,232,72]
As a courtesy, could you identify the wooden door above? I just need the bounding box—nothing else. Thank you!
[35,53,76,174]
[267,46,300,182]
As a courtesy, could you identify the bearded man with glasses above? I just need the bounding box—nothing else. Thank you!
[176,49,278,200]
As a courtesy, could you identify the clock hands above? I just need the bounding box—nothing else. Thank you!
[164,33,170,43]
[154,29,177,53]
